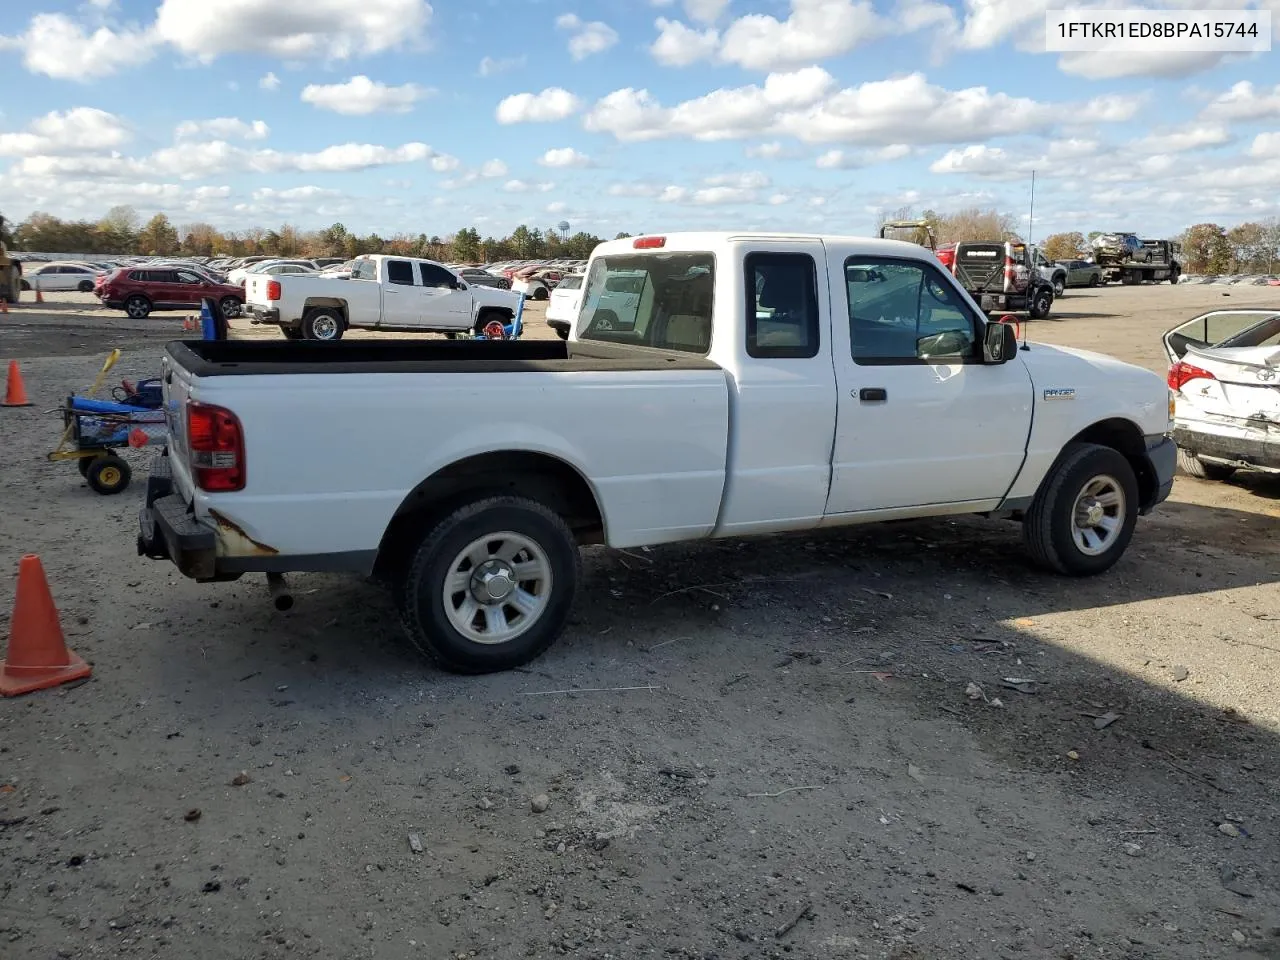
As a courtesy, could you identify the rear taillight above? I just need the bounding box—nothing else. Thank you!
[1167,360,1216,392]
[266,280,281,301]
[187,401,245,492]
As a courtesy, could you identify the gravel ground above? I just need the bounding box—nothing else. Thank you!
[1,283,1279,960]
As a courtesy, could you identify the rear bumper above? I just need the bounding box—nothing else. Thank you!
[1174,422,1280,472]
[244,304,282,325]
[136,450,231,581]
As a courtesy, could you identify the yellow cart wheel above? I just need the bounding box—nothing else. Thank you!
[86,454,131,495]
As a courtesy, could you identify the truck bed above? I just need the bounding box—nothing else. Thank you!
[167,338,722,376]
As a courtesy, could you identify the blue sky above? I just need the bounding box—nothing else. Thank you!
[1,0,1278,242]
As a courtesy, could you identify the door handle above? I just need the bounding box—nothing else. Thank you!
[858,387,887,402]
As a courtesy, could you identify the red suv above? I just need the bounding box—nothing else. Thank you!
[99,266,244,319]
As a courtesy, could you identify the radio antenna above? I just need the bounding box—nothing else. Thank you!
[1021,168,1035,352]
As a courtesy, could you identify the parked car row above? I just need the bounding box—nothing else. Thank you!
[1179,274,1280,286]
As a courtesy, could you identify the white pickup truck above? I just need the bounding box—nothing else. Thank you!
[242,254,524,340]
[139,232,1176,674]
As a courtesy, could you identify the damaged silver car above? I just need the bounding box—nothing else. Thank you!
[1164,309,1280,481]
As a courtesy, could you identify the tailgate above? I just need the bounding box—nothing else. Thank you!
[245,274,274,306]
[953,244,1005,292]
[159,351,197,502]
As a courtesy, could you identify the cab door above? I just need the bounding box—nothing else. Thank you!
[824,253,1034,515]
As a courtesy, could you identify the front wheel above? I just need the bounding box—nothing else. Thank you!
[219,296,241,319]
[1023,443,1138,576]
[1088,274,1101,287]
[1028,287,1053,320]
[396,495,580,674]
[125,295,151,319]
[1052,276,1065,297]
[532,286,549,301]
[78,280,94,293]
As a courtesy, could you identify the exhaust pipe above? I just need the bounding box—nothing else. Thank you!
[266,573,293,611]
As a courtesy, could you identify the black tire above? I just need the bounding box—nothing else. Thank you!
[554,325,569,341]
[473,310,509,335]
[85,454,131,495]
[302,308,344,341]
[1088,274,1101,287]
[1177,448,1235,482]
[1052,275,1065,297]
[77,279,94,293]
[1168,271,1180,285]
[77,454,98,478]
[532,286,549,301]
[124,295,151,319]
[219,296,241,319]
[1028,287,1053,320]
[396,495,580,674]
[20,279,31,291]
[281,327,303,340]
[1023,442,1139,576]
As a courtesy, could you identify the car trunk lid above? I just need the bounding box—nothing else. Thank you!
[1179,344,1280,422]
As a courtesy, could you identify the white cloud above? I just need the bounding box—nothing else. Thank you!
[815,144,910,167]
[719,0,887,71]
[555,13,619,60]
[768,193,790,205]
[746,142,786,159]
[495,88,583,124]
[684,0,730,23]
[154,0,432,61]
[259,72,281,91]
[175,118,270,141]
[1201,81,1280,122]
[0,13,156,81]
[301,75,432,115]
[538,147,593,168]
[430,155,460,172]
[0,108,131,157]
[478,55,526,77]
[1130,125,1232,153]
[1248,133,1280,159]
[1058,50,1234,80]
[252,185,341,201]
[480,159,508,177]
[702,170,769,189]
[584,66,835,141]
[650,18,720,66]
[587,70,1134,147]
[607,182,666,198]
[503,179,555,193]
[547,201,570,215]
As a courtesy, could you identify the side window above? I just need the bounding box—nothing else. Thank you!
[419,263,457,288]
[846,258,977,363]
[386,260,415,286]
[176,271,203,284]
[352,259,377,281]
[745,253,819,359]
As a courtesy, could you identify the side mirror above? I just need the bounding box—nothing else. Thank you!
[455,280,466,290]
[982,320,1018,364]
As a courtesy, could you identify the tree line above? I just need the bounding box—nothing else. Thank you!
[3,206,619,264]
[9,203,1280,276]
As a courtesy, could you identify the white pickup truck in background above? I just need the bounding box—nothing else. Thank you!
[243,254,523,340]
[139,231,1176,674]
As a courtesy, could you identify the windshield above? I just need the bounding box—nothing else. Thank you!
[556,274,583,291]
[577,253,714,354]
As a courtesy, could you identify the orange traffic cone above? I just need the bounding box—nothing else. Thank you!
[1,298,8,314]
[1,555,92,696]
[2,360,32,407]
[35,288,44,304]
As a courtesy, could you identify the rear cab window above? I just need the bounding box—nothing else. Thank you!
[351,258,378,281]
[577,253,714,354]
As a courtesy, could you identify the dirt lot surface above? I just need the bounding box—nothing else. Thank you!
[2,284,1279,960]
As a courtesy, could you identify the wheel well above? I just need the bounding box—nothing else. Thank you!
[372,451,605,581]
[1070,419,1156,505]
[477,306,514,322]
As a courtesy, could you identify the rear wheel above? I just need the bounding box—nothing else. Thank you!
[219,296,241,319]
[1177,448,1236,482]
[532,286,549,301]
[302,308,344,341]
[396,496,580,674]
[77,280,94,293]
[1023,443,1138,576]
[1052,275,1065,297]
[85,453,131,495]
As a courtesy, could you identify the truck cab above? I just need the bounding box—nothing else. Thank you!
[936,240,1055,319]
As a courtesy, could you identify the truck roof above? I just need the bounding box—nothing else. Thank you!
[591,232,938,259]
